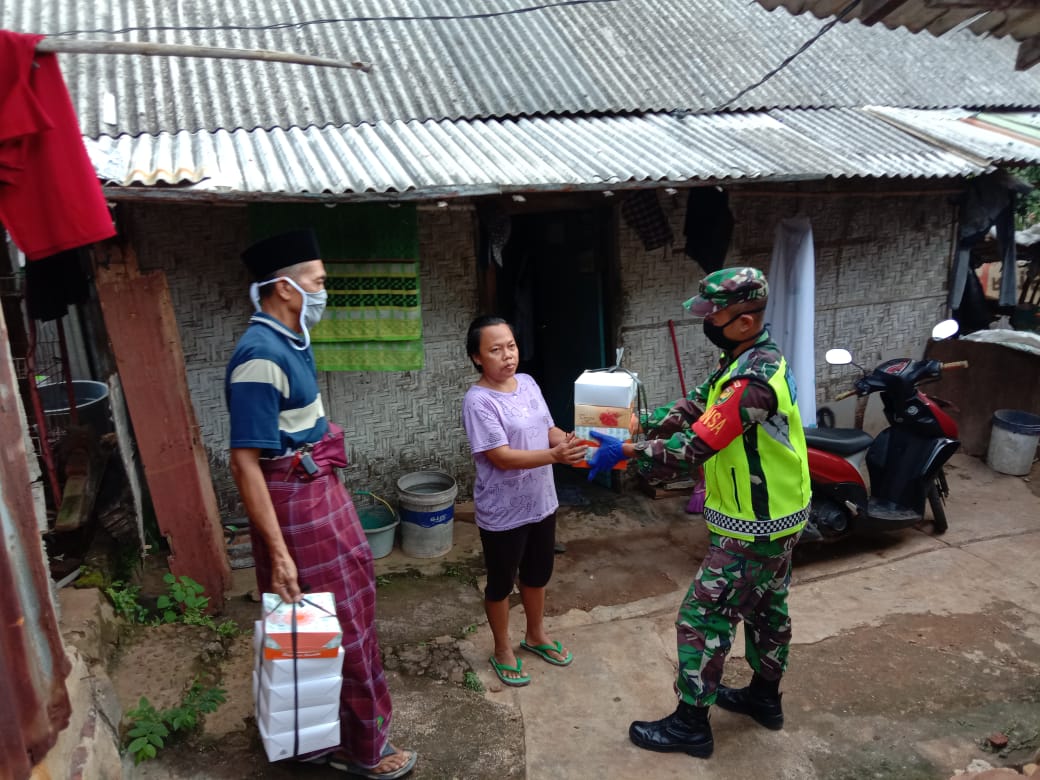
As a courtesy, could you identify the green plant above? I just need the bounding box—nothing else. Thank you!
[75,566,108,590]
[442,563,478,586]
[462,671,484,693]
[216,619,241,639]
[124,697,168,764]
[463,623,478,636]
[123,679,226,764]
[1015,165,1040,229]
[443,563,462,578]
[105,581,149,624]
[157,574,213,627]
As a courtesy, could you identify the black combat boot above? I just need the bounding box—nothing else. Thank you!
[714,673,784,730]
[628,701,713,758]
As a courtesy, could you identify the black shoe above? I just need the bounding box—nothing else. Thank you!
[714,684,784,730]
[628,703,713,758]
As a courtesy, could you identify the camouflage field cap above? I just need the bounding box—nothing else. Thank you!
[682,267,769,317]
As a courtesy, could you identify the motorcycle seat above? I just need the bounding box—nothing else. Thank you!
[803,427,873,456]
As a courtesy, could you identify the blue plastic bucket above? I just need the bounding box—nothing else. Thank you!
[356,493,399,559]
[396,471,457,558]
[988,409,1040,476]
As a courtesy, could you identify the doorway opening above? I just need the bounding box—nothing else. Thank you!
[493,207,615,431]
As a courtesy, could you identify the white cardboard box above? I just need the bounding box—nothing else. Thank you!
[252,669,343,714]
[257,718,340,763]
[256,698,340,736]
[261,592,342,659]
[254,618,345,684]
[574,371,637,408]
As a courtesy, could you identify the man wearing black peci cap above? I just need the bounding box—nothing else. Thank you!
[226,229,416,778]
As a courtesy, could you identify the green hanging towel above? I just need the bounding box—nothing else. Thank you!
[311,261,423,371]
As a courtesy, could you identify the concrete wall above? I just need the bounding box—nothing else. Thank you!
[125,184,954,511]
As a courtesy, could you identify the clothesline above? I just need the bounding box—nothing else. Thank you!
[34,37,371,72]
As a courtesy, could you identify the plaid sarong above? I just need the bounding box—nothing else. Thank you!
[252,426,392,767]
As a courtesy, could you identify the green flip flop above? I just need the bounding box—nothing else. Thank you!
[520,639,574,667]
[489,655,531,687]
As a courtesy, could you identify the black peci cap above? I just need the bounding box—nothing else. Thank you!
[241,229,322,280]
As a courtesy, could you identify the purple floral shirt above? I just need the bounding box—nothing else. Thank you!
[462,373,559,532]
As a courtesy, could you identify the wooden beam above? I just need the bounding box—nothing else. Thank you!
[94,237,230,607]
[860,0,912,26]
[1017,35,1040,70]
[36,37,372,72]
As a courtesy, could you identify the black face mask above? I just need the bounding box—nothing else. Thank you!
[703,308,764,351]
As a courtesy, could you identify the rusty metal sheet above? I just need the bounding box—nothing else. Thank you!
[0,303,71,779]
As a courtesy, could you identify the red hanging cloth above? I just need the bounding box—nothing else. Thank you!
[0,30,115,260]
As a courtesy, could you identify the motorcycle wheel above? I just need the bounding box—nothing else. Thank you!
[927,479,948,535]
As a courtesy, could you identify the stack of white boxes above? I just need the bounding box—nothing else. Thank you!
[573,370,638,472]
[253,592,344,762]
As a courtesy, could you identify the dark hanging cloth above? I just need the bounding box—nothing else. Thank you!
[952,266,992,335]
[621,189,673,251]
[476,202,512,269]
[25,249,91,321]
[684,187,734,273]
[950,171,1024,310]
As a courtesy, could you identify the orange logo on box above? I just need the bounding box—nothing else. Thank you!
[261,592,342,659]
[263,635,342,660]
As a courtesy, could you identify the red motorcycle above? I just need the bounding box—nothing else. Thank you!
[802,321,967,543]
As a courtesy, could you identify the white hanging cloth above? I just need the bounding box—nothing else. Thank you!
[763,217,817,428]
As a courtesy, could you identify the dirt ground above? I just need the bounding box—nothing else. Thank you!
[103,454,1040,779]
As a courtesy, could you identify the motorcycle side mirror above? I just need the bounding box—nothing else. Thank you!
[825,348,853,366]
[931,319,959,341]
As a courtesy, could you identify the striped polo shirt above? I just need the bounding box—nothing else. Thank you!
[225,313,328,457]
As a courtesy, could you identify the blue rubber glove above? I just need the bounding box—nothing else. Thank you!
[587,430,625,481]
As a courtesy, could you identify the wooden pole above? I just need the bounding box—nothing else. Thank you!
[35,37,372,72]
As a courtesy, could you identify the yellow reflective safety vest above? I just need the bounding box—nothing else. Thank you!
[702,336,811,542]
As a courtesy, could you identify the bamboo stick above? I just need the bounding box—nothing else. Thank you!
[35,37,372,72]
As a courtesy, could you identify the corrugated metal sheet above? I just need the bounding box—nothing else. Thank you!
[757,0,1040,68]
[85,108,1035,198]
[0,309,71,779]
[867,107,1040,166]
[7,0,1040,138]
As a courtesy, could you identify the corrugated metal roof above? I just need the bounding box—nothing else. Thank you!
[86,108,1033,199]
[8,0,1040,138]
[756,0,1040,70]
[867,107,1040,167]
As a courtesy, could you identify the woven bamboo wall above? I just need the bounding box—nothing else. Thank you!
[127,185,954,512]
[618,188,954,416]
[127,203,481,513]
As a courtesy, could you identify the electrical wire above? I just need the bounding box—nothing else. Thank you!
[705,0,863,113]
[49,0,622,37]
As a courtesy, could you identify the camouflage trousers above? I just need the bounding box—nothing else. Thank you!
[675,531,799,707]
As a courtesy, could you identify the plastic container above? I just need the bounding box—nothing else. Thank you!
[987,409,1040,476]
[37,380,112,438]
[355,493,399,559]
[396,471,457,558]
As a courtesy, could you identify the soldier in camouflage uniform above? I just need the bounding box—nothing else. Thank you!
[593,267,811,760]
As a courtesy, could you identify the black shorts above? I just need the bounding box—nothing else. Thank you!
[479,513,557,602]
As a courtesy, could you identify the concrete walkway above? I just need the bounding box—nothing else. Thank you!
[458,453,1040,779]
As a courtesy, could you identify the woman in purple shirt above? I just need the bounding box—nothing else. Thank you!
[462,316,587,686]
